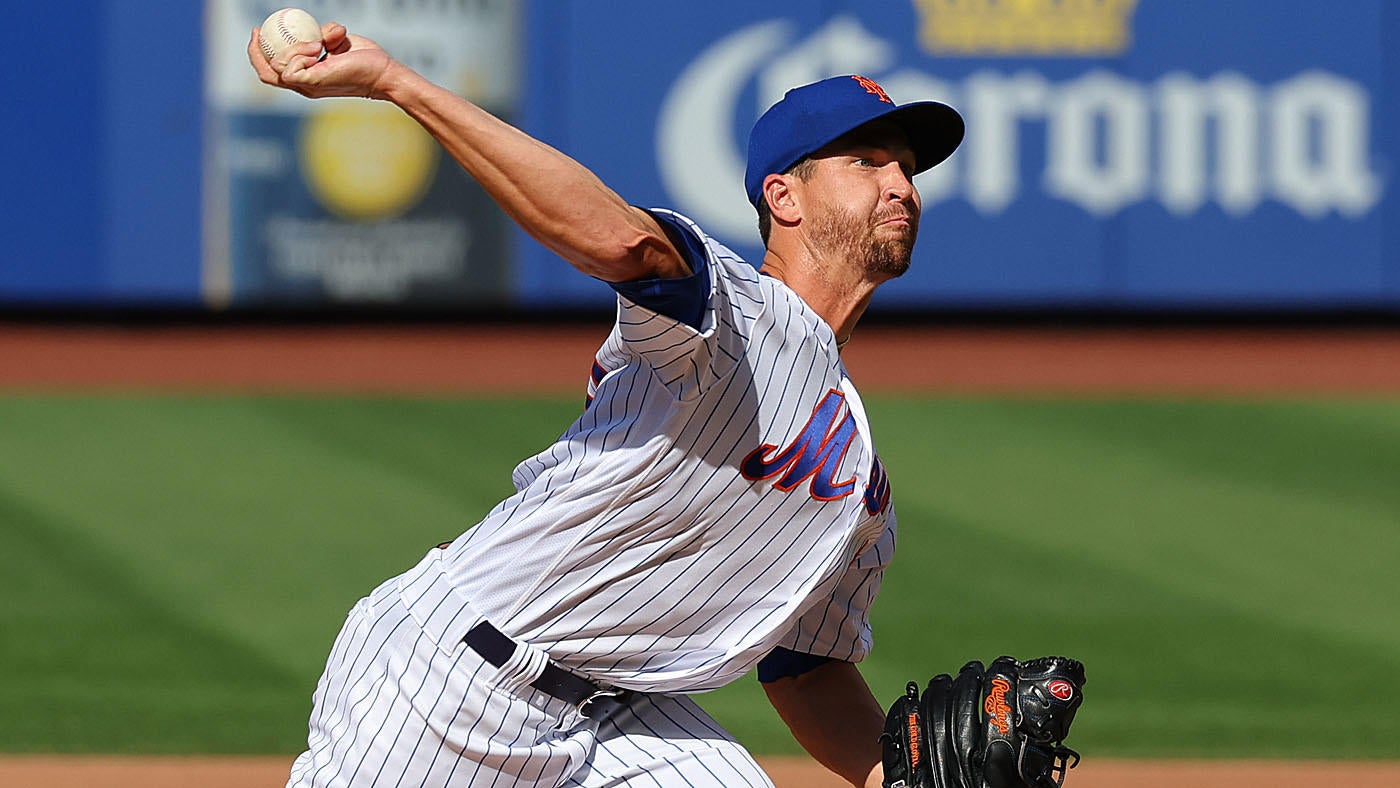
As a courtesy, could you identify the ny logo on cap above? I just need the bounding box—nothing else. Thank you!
[852,75,893,104]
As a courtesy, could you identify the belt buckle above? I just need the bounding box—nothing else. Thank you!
[576,688,624,718]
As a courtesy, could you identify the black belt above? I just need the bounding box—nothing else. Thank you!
[463,621,625,719]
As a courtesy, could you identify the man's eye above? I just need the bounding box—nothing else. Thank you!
[856,158,876,167]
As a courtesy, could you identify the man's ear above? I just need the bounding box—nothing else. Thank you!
[763,173,802,224]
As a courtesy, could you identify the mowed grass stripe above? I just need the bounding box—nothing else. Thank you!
[0,482,302,752]
[874,398,1400,758]
[0,395,1396,757]
[872,398,1400,653]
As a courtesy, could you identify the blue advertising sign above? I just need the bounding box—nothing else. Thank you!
[519,0,1396,310]
[5,1,1394,313]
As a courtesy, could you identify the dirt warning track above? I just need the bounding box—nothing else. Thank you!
[4,323,1400,395]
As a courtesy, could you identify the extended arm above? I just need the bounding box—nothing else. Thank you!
[763,659,886,788]
[247,23,688,283]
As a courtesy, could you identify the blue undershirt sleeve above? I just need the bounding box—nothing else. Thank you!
[757,647,836,683]
[607,210,711,331]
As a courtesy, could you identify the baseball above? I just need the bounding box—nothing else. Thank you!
[258,8,323,61]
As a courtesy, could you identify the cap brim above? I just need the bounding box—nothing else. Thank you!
[881,101,965,175]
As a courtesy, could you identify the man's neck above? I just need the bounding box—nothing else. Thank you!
[760,249,880,350]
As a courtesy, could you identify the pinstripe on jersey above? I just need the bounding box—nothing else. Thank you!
[289,209,898,787]
[433,209,897,694]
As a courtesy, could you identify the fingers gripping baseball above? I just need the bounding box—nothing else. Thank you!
[246,23,393,100]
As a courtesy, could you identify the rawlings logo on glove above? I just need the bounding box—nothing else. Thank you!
[880,655,1086,788]
[984,676,1013,735]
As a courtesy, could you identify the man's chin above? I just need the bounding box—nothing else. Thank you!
[869,244,913,279]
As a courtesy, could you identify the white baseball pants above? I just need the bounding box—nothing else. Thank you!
[286,554,776,788]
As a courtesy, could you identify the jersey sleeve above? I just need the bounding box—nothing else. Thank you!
[610,208,756,402]
[608,211,710,330]
[772,512,896,663]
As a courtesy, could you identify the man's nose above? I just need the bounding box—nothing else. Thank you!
[884,164,916,201]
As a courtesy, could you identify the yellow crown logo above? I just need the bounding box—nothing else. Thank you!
[914,0,1139,57]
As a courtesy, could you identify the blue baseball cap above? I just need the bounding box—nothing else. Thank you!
[744,74,964,207]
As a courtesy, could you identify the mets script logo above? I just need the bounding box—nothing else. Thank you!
[741,389,891,514]
[864,454,891,516]
[852,75,893,103]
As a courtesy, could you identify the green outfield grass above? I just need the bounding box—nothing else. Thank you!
[1,394,1397,757]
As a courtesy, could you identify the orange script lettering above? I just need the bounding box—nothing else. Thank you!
[984,677,1013,735]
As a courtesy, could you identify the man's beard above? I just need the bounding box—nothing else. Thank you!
[808,201,918,280]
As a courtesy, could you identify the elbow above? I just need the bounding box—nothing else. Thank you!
[532,199,682,281]
[576,227,676,283]
[591,235,656,281]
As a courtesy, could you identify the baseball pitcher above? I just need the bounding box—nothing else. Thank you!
[250,16,1084,788]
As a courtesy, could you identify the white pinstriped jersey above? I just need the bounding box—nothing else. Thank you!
[436,209,896,694]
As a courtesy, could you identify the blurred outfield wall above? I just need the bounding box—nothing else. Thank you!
[3,1,1398,313]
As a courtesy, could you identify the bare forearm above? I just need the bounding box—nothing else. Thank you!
[376,63,682,281]
[763,661,885,788]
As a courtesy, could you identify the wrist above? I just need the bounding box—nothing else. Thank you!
[372,60,424,102]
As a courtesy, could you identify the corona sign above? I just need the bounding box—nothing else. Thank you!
[656,19,1379,238]
[521,0,1393,310]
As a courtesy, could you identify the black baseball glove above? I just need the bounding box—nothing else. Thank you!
[880,656,1085,788]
